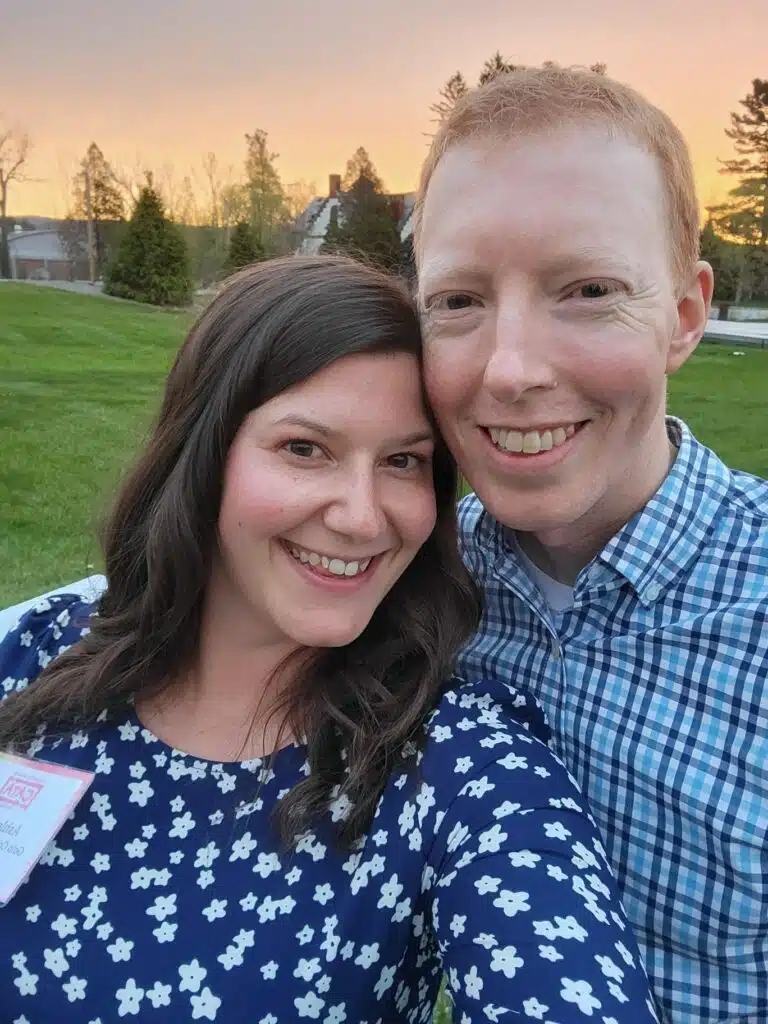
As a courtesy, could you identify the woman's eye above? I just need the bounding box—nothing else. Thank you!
[284,440,321,459]
[387,452,427,471]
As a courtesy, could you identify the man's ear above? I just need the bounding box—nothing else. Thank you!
[667,261,714,374]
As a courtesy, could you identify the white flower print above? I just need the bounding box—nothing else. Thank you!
[538,945,564,962]
[294,991,324,1018]
[116,978,144,1015]
[202,899,227,922]
[253,852,280,878]
[293,958,322,982]
[62,975,87,1001]
[313,884,334,906]
[493,889,531,917]
[190,986,222,1020]
[169,811,195,839]
[127,779,154,807]
[561,978,601,1014]
[195,842,221,869]
[147,894,177,921]
[146,981,172,1008]
[543,821,571,841]
[50,914,78,939]
[260,961,279,980]
[489,945,524,979]
[374,964,396,1000]
[43,948,69,978]
[230,832,257,861]
[179,959,207,993]
[477,824,507,854]
[463,965,483,999]
[522,996,549,1019]
[354,943,380,969]
[106,937,133,962]
[90,853,110,874]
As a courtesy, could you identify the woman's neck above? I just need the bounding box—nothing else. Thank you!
[137,585,304,763]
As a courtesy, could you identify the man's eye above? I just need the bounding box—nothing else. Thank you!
[574,281,614,299]
[429,293,480,311]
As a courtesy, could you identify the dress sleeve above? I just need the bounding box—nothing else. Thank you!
[0,594,94,701]
[426,728,660,1023]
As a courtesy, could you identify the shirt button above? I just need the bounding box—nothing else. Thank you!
[645,583,661,602]
[551,638,561,658]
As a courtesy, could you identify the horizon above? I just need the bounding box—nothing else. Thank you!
[6,0,766,220]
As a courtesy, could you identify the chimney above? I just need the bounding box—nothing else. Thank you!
[328,173,341,198]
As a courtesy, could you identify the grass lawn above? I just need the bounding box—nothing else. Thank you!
[0,285,193,604]
[1,283,767,606]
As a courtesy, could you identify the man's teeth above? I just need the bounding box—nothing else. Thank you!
[488,424,576,454]
[289,546,372,577]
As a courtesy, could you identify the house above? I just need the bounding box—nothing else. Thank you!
[7,226,89,281]
[297,175,416,255]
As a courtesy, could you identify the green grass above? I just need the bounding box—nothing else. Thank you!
[1,285,766,607]
[0,285,192,604]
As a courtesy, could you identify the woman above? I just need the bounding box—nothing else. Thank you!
[0,256,659,1022]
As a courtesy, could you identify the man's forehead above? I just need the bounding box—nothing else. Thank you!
[418,134,664,282]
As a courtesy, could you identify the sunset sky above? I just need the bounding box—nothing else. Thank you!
[6,0,766,218]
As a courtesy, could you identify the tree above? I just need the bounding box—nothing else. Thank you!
[478,51,521,85]
[430,56,607,126]
[244,129,288,251]
[225,220,264,272]
[429,72,469,124]
[65,142,125,276]
[717,79,768,248]
[0,124,31,278]
[342,147,383,191]
[321,151,406,273]
[104,178,191,306]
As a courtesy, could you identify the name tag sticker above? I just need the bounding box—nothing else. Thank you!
[0,752,93,905]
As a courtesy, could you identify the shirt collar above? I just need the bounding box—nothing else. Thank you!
[468,418,733,607]
[595,418,732,604]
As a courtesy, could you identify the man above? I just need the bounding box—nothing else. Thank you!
[415,66,767,1024]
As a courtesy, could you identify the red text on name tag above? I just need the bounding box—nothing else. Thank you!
[0,774,44,811]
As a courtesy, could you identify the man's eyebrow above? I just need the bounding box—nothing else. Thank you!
[543,249,638,276]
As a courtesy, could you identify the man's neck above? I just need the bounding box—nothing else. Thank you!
[515,434,679,587]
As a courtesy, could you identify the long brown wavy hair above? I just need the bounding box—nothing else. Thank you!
[0,254,480,846]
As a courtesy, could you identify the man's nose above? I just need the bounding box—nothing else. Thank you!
[482,309,558,403]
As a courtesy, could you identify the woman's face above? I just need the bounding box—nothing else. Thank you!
[211,351,438,649]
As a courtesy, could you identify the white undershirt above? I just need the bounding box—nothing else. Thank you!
[513,536,575,614]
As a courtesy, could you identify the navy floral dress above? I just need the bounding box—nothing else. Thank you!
[0,595,659,1023]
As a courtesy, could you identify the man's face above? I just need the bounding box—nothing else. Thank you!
[418,126,710,551]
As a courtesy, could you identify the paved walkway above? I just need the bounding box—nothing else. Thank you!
[704,319,768,347]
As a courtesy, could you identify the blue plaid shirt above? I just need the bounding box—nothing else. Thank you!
[456,419,768,1024]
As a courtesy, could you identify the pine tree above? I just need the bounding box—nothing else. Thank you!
[225,220,264,272]
[62,142,125,276]
[429,72,469,124]
[430,56,607,125]
[717,79,768,247]
[321,154,405,274]
[104,178,191,306]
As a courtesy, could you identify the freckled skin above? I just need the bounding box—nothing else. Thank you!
[417,126,713,570]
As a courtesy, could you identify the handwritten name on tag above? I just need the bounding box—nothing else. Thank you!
[0,752,93,905]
